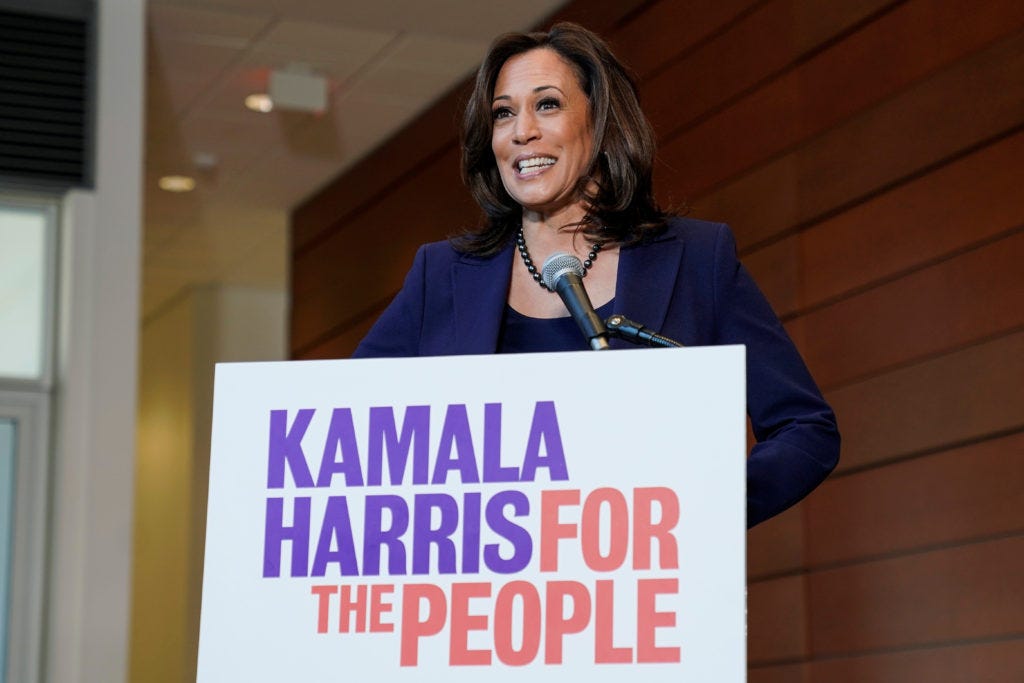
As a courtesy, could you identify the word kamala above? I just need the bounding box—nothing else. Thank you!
[267,401,568,488]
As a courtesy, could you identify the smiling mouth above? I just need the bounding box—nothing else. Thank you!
[516,156,556,174]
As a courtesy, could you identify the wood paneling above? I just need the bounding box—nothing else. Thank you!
[806,432,1024,566]
[789,230,1024,388]
[753,639,1024,683]
[658,0,1024,200]
[807,536,1024,654]
[692,28,1024,250]
[746,129,1024,317]
[748,501,805,579]
[827,331,1024,472]
[611,0,756,78]
[641,0,897,139]
[748,573,808,663]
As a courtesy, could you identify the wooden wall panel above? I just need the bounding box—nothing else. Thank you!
[806,432,1024,566]
[828,331,1024,472]
[639,0,896,137]
[610,0,756,77]
[693,28,1024,250]
[753,639,1024,683]
[745,129,1024,317]
[748,574,808,663]
[807,536,1024,653]
[658,0,1024,201]
[748,501,805,579]
[789,230,1024,389]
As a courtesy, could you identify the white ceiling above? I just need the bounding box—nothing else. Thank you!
[143,0,568,320]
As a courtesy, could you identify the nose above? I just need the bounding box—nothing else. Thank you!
[512,111,540,144]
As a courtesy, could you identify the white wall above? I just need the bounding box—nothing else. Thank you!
[46,1,144,681]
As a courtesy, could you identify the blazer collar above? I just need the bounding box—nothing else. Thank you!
[609,230,685,349]
[450,229,685,353]
[451,243,514,354]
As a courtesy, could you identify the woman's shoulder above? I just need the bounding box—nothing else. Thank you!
[661,215,731,243]
[417,237,510,264]
[631,216,733,257]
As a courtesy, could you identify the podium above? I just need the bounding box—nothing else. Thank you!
[197,347,746,681]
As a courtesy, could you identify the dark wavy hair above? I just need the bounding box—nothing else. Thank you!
[456,22,668,255]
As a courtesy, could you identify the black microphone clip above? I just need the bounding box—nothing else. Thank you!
[605,314,683,348]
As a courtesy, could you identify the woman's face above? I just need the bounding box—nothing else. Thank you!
[490,48,593,219]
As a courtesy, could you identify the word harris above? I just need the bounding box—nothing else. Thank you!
[262,401,682,667]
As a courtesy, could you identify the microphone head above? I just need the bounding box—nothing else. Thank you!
[541,252,585,290]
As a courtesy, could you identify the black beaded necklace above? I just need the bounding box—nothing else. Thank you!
[515,227,602,291]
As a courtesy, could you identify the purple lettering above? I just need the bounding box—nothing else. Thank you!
[484,490,531,573]
[520,401,568,481]
[263,496,310,577]
[412,493,459,574]
[362,495,409,576]
[461,492,481,574]
[317,409,364,487]
[311,496,360,577]
[432,404,480,484]
[367,405,430,485]
[483,402,519,483]
[267,409,315,488]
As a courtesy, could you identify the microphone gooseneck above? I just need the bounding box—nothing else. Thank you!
[541,252,611,351]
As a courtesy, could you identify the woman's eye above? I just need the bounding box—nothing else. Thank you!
[492,107,512,120]
[538,98,561,110]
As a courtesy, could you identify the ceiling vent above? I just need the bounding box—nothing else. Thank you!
[0,6,93,189]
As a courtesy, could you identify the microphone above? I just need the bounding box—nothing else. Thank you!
[541,252,611,350]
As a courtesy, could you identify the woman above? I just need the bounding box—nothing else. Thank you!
[353,23,839,527]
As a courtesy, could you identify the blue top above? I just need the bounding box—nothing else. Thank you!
[353,218,840,527]
[498,298,617,353]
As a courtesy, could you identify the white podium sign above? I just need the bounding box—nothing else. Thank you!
[197,347,746,682]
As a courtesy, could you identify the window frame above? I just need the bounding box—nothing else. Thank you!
[0,192,59,682]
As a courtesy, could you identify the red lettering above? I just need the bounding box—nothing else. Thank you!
[637,578,680,663]
[310,584,336,634]
[494,581,541,665]
[544,580,591,664]
[339,583,368,633]
[540,489,580,571]
[582,488,629,571]
[369,584,395,632]
[399,584,447,666]
[450,582,491,665]
[594,579,632,662]
[633,487,680,570]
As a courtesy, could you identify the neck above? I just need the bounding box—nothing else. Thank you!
[520,201,589,235]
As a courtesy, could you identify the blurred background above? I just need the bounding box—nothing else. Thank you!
[0,0,1021,681]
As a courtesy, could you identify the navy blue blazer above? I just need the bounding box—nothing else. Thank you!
[354,218,840,527]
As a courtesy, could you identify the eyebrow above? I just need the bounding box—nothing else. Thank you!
[492,85,565,103]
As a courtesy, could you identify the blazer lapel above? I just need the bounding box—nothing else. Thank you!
[611,232,685,349]
[451,244,513,354]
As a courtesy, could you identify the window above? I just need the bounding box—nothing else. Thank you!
[0,202,53,382]
[0,194,57,683]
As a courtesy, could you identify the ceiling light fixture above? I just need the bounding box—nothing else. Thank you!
[158,175,196,192]
[245,93,274,113]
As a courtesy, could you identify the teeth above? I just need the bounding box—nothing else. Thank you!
[517,157,556,171]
